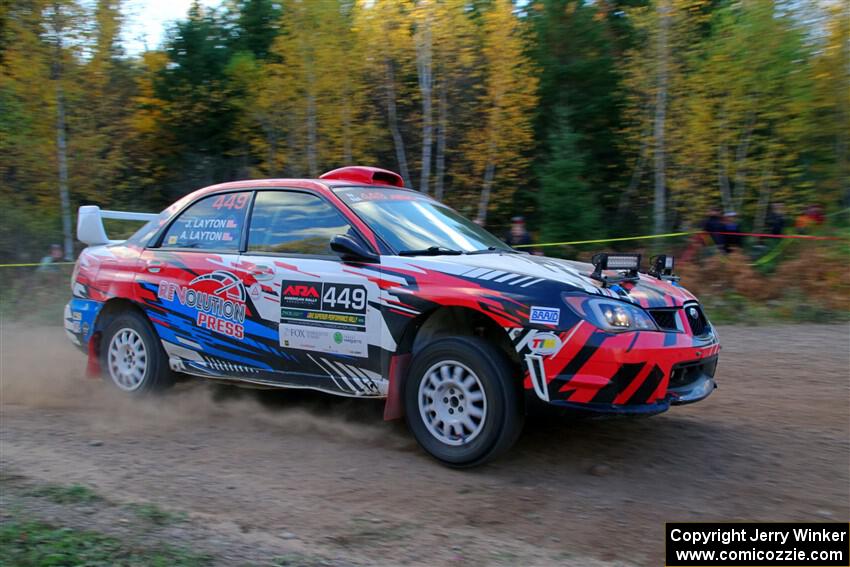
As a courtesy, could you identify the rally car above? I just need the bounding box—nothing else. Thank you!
[65,166,719,466]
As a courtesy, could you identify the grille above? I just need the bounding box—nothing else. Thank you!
[648,309,679,331]
[685,304,710,336]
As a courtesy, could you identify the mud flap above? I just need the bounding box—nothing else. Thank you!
[86,333,101,378]
[383,354,411,421]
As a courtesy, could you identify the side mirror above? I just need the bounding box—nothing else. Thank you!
[330,234,379,263]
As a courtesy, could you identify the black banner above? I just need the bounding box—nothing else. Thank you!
[666,523,849,566]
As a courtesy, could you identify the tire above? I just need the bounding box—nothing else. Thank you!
[404,336,524,467]
[100,310,174,394]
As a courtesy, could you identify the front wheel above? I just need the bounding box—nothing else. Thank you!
[100,310,174,394]
[404,337,524,467]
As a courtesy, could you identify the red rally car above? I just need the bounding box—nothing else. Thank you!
[65,166,719,466]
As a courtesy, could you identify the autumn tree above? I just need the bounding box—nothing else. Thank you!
[354,0,416,187]
[430,0,477,201]
[249,0,368,177]
[467,0,538,225]
[671,0,814,229]
[808,0,850,212]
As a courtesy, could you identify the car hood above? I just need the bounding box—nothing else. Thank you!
[391,252,697,309]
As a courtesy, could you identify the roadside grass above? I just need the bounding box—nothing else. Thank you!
[126,502,187,526]
[0,516,211,567]
[699,291,850,325]
[18,480,184,526]
[25,484,103,505]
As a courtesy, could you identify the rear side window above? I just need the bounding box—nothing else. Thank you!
[161,192,251,250]
[247,191,353,255]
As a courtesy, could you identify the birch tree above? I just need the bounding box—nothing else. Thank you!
[469,0,538,225]
[354,0,415,187]
[431,0,476,201]
[414,0,434,193]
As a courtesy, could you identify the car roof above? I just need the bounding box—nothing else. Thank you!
[183,177,419,202]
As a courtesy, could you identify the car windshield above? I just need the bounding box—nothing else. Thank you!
[335,187,513,255]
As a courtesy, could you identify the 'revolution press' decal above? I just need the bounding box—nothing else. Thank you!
[278,279,369,357]
[157,270,247,339]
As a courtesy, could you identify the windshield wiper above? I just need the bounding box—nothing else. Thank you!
[398,246,464,256]
[466,246,518,255]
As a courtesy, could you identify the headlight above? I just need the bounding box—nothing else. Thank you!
[563,294,659,333]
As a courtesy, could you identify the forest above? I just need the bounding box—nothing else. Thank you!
[1,0,848,263]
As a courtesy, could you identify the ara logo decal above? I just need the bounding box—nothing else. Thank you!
[529,306,560,326]
[284,285,320,298]
[528,332,562,356]
[280,280,321,310]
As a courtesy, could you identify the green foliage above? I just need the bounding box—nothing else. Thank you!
[0,518,211,567]
[25,484,103,505]
[228,0,282,59]
[531,0,628,214]
[125,503,187,526]
[538,109,602,243]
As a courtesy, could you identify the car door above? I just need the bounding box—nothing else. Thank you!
[237,189,388,397]
[135,190,257,377]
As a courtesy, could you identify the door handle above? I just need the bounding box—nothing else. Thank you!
[146,260,163,273]
[250,265,274,281]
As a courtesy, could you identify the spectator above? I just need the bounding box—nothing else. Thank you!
[766,202,786,235]
[795,204,825,233]
[722,211,742,252]
[702,208,725,250]
[504,216,532,248]
[37,244,64,272]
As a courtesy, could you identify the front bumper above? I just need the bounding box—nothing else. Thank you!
[520,321,719,414]
[64,298,103,351]
[668,356,717,405]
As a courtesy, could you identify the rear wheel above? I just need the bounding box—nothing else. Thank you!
[100,311,173,394]
[404,336,524,467]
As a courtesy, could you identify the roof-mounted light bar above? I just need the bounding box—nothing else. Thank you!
[649,254,680,281]
[589,253,641,287]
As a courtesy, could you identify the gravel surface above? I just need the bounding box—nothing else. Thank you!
[1,324,848,566]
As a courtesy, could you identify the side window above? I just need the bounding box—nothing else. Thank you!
[248,191,354,255]
[161,192,251,251]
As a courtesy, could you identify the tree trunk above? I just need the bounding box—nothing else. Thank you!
[56,85,72,260]
[306,68,318,178]
[477,139,497,225]
[618,125,650,217]
[653,0,670,236]
[753,174,772,235]
[384,60,410,187]
[50,5,72,260]
[717,143,733,213]
[434,77,447,201]
[342,97,353,164]
[732,113,755,213]
[416,15,433,193]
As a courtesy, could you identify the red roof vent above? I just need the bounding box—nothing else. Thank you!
[319,166,405,188]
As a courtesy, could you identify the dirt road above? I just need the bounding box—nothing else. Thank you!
[1,324,848,566]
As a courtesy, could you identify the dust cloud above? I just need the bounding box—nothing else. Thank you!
[0,325,412,450]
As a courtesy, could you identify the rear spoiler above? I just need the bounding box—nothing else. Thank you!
[77,205,159,246]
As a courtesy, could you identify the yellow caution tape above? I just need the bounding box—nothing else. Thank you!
[513,231,694,248]
[0,262,76,268]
